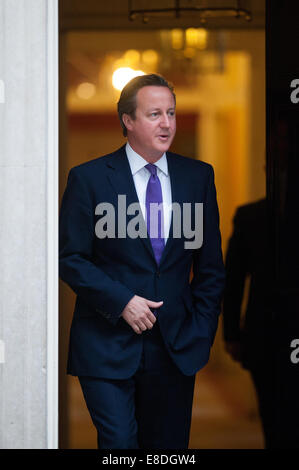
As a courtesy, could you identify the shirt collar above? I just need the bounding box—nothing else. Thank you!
[125,142,169,177]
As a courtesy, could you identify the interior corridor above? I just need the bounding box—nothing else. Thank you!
[59,14,266,450]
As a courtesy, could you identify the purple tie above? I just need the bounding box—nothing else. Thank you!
[145,163,165,266]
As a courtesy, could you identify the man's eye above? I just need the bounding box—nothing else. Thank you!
[168,111,175,116]
[151,112,158,117]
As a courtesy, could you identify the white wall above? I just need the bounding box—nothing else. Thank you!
[0,0,58,449]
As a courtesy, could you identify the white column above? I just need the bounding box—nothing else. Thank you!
[0,0,58,449]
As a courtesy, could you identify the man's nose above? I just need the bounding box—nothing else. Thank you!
[160,113,170,128]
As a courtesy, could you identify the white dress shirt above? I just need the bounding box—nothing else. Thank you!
[125,142,172,242]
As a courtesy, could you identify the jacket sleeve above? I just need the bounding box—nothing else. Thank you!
[222,207,248,341]
[190,164,226,345]
[59,167,135,325]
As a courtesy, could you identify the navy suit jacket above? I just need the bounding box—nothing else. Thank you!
[59,145,225,378]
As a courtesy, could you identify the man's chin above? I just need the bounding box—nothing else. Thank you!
[156,141,173,154]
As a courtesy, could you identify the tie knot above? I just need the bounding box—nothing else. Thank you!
[145,163,157,178]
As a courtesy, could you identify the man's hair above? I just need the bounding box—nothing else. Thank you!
[117,73,176,137]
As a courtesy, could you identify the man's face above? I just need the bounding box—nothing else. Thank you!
[124,86,176,161]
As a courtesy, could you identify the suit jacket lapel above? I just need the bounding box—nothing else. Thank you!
[158,152,186,267]
[106,146,155,261]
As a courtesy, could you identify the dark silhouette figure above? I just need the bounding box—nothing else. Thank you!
[222,198,275,448]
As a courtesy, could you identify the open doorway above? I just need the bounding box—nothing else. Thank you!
[59,1,265,449]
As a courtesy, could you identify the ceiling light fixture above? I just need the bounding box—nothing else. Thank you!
[112,67,145,91]
[128,0,252,24]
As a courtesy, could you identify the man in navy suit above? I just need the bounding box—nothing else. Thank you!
[59,74,225,449]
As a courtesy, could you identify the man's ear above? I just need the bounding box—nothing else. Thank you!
[122,113,134,131]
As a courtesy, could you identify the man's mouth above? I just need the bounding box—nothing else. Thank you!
[157,134,170,141]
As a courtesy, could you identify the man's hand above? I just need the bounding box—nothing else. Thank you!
[121,295,163,334]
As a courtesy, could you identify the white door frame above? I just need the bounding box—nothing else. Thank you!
[46,0,59,449]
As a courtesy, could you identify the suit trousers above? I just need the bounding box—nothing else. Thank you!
[78,320,196,449]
